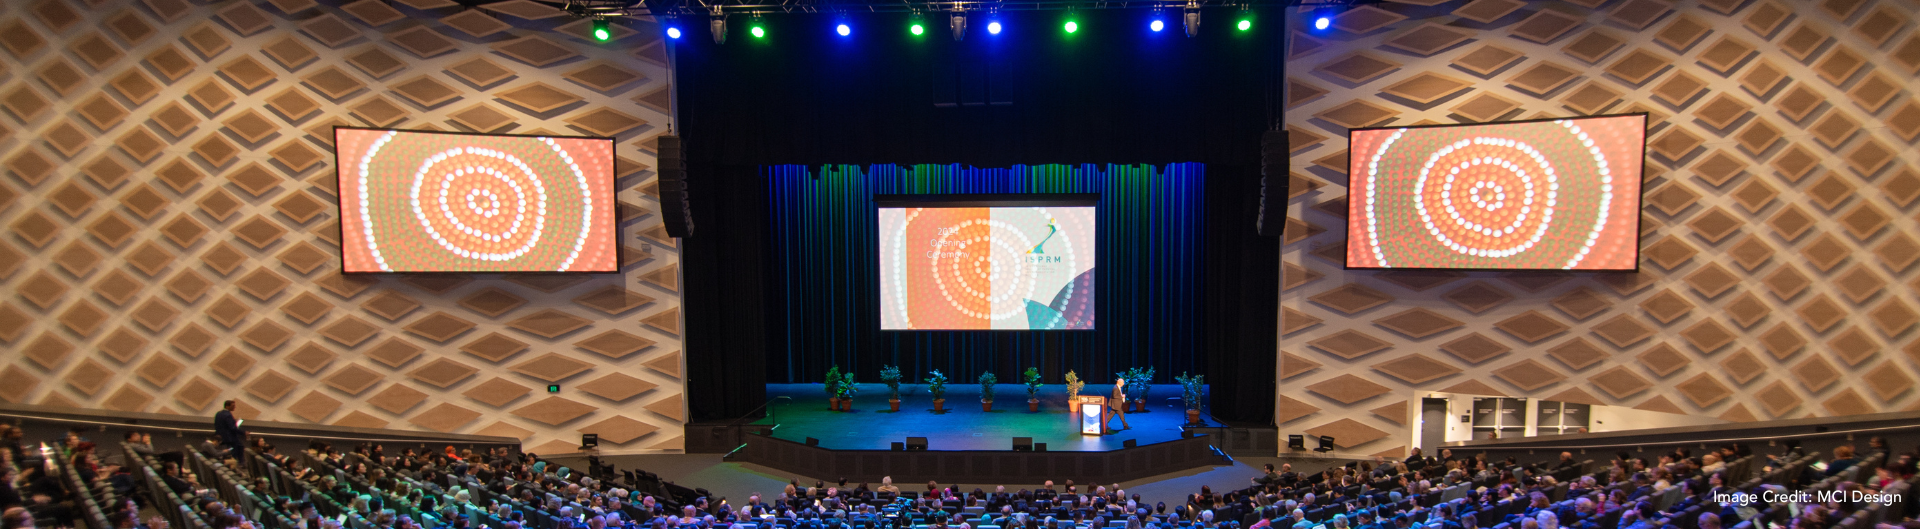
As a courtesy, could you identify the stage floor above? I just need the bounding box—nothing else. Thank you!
[754,383,1201,452]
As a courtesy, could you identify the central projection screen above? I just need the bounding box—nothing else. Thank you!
[878,195,1097,331]
[1346,113,1646,271]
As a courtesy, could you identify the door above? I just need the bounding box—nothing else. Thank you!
[1420,398,1449,450]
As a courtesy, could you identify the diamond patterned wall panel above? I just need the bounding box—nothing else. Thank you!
[0,0,684,452]
[1282,0,1920,456]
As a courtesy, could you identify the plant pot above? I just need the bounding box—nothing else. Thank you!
[1028,399,1040,412]
[932,399,945,412]
[982,401,993,412]
[889,399,901,412]
[1186,409,1201,425]
[1131,401,1144,413]
[840,398,852,412]
[829,398,841,411]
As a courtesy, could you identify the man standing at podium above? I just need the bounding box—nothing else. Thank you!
[1108,378,1130,432]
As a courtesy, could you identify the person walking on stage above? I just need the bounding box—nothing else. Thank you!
[1108,379,1130,432]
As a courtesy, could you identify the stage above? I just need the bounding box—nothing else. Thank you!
[695,383,1227,482]
[754,383,1203,452]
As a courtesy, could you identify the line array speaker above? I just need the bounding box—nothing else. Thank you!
[657,135,694,238]
[1256,129,1289,237]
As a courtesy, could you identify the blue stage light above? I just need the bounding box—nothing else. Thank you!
[987,21,1001,34]
[667,26,682,39]
[836,23,850,36]
[1150,19,1164,32]
[1313,16,1330,30]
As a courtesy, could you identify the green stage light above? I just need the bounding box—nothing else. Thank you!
[911,22,924,35]
[591,18,611,41]
[1236,18,1251,31]
[751,24,765,38]
[1064,20,1078,33]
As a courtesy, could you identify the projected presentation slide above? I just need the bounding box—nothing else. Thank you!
[879,202,1096,330]
[1346,114,1646,271]
[336,128,618,273]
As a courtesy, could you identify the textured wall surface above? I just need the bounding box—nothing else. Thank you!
[0,0,685,454]
[1281,0,1920,456]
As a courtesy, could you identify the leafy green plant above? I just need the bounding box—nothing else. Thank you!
[1130,367,1156,403]
[1174,372,1205,410]
[838,372,858,399]
[1023,368,1043,401]
[1065,370,1084,400]
[926,370,948,401]
[979,372,998,402]
[824,366,843,398]
[879,365,903,400]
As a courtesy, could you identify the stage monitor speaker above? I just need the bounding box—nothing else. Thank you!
[1012,437,1033,451]
[1256,129,1290,237]
[805,437,820,446]
[1123,439,1137,448]
[891,442,905,451]
[906,437,928,451]
[1034,443,1047,452]
[657,135,694,238]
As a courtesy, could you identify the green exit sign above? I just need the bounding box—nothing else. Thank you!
[547,385,561,393]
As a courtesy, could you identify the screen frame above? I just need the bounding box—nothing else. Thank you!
[331,126,623,275]
[873,193,1101,332]
[1341,112,1649,273]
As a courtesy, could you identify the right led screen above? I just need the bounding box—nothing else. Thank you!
[1346,114,1646,271]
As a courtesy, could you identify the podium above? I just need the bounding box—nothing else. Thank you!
[1078,396,1106,435]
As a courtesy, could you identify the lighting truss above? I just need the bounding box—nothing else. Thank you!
[536,0,1367,18]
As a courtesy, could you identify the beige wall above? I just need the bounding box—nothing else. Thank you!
[1281,0,1920,456]
[0,0,685,454]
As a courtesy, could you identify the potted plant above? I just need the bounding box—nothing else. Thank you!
[1175,372,1205,425]
[1065,370,1084,407]
[837,371,857,411]
[1023,368,1044,412]
[880,365,903,412]
[979,372,998,412]
[1130,367,1156,412]
[824,366,843,411]
[927,370,948,413]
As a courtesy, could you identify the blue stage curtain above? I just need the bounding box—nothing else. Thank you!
[765,163,1205,388]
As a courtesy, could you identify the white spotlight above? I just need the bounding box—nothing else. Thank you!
[950,11,967,41]
[710,8,727,44]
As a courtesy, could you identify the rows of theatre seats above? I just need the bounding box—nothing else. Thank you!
[230,444,704,529]
[41,443,116,529]
[1222,448,1919,529]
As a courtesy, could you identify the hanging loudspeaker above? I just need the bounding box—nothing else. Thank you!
[1255,129,1289,237]
[658,135,694,238]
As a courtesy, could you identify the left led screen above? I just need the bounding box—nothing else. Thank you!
[336,128,619,273]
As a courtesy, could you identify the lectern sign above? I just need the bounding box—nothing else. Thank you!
[1079,396,1106,435]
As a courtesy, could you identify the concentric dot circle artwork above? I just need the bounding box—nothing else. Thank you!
[879,205,1097,330]
[336,128,619,273]
[1345,114,1645,271]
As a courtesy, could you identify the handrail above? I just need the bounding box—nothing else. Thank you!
[0,404,518,446]
[723,396,792,430]
[1444,409,1920,451]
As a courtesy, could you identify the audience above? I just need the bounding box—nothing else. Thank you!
[3,418,1918,529]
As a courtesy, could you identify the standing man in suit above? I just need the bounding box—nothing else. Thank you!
[1107,379,1129,432]
[214,400,246,458]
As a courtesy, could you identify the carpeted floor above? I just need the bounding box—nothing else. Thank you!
[544,454,1355,507]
